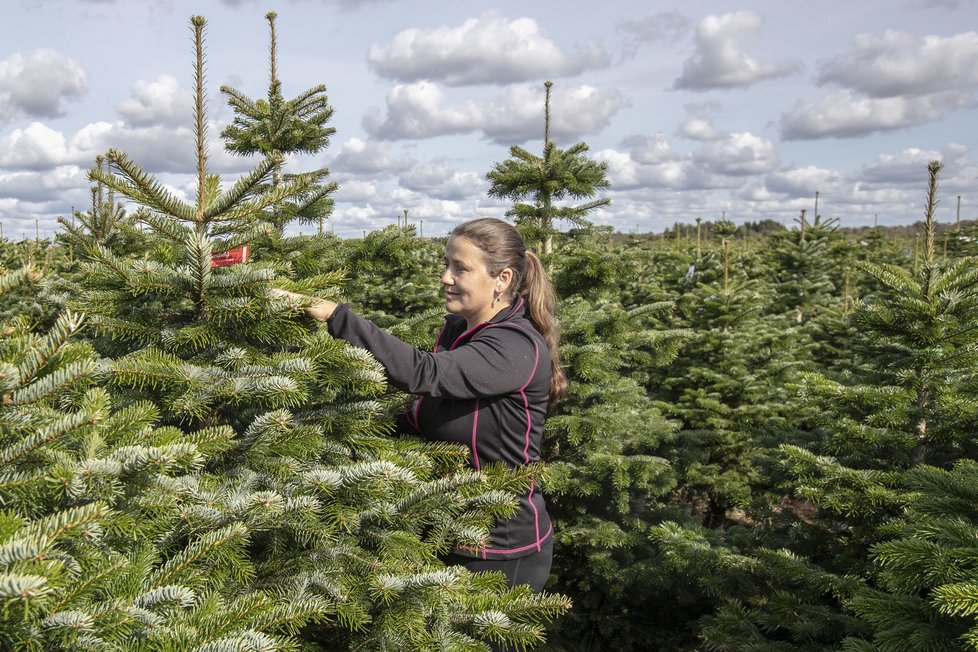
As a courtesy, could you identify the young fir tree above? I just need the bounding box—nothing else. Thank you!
[533,230,691,650]
[0,237,71,331]
[849,460,978,651]
[649,221,809,529]
[0,263,326,650]
[70,15,569,651]
[647,519,868,651]
[58,155,143,259]
[331,225,445,331]
[761,208,865,378]
[765,209,846,324]
[778,161,978,651]
[220,12,338,240]
[486,81,610,254]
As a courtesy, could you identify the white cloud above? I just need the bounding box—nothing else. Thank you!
[817,30,978,98]
[330,137,415,175]
[683,168,750,191]
[780,30,978,140]
[621,133,676,164]
[0,122,75,169]
[0,116,254,177]
[861,147,946,185]
[70,122,194,173]
[617,12,690,60]
[362,82,477,139]
[779,90,968,140]
[116,74,194,127]
[363,81,627,144]
[599,128,779,195]
[676,101,723,141]
[367,11,609,86]
[399,160,486,200]
[597,137,690,190]
[0,165,92,239]
[674,11,801,90]
[678,116,722,141]
[334,179,381,202]
[735,182,775,203]
[696,131,779,176]
[764,166,845,196]
[596,149,641,187]
[330,193,479,238]
[0,50,87,124]
[75,120,251,174]
[0,166,87,203]
[542,85,630,143]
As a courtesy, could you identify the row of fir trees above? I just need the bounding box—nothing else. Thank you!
[4,12,978,652]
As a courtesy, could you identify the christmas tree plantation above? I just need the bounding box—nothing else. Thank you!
[9,10,978,652]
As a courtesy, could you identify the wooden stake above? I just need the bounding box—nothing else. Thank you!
[843,268,851,316]
[695,216,702,260]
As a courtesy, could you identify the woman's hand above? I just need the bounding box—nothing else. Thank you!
[270,288,338,323]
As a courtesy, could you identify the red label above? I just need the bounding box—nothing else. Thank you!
[211,245,249,268]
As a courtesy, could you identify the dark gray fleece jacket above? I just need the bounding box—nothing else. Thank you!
[328,297,553,560]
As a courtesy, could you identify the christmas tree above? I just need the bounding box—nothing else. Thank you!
[486,81,610,254]
[48,14,569,651]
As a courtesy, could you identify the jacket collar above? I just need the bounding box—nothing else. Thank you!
[445,296,527,351]
[487,296,526,325]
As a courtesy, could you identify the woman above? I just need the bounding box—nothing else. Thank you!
[276,218,565,591]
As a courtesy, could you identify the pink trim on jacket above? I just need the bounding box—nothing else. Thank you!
[505,320,542,548]
[468,524,553,558]
[410,297,546,553]
[470,398,481,470]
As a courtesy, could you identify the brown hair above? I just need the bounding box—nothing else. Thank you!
[450,218,567,404]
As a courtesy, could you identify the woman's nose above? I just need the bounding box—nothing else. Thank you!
[441,268,452,285]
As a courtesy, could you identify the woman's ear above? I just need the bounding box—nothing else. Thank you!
[496,267,514,294]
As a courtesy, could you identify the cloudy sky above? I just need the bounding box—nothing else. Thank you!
[1,0,976,239]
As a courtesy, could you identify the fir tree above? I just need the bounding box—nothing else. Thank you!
[0,264,324,650]
[765,210,849,325]
[332,225,445,331]
[486,81,610,254]
[0,238,72,331]
[220,12,338,239]
[538,231,691,650]
[652,220,811,529]
[58,155,142,258]
[618,222,867,651]
[780,161,978,650]
[69,15,569,650]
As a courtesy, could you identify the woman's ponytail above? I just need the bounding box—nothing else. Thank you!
[522,250,567,404]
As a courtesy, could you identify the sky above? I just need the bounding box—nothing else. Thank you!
[1,0,976,239]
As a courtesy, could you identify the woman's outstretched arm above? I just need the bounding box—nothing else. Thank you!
[271,288,337,322]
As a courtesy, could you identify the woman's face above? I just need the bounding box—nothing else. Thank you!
[441,236,511,329]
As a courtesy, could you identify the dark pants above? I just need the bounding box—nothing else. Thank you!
[443,537,554,651]
[443,535,553,591]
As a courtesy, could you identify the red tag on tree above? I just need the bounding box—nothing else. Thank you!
[211,245,249,268]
